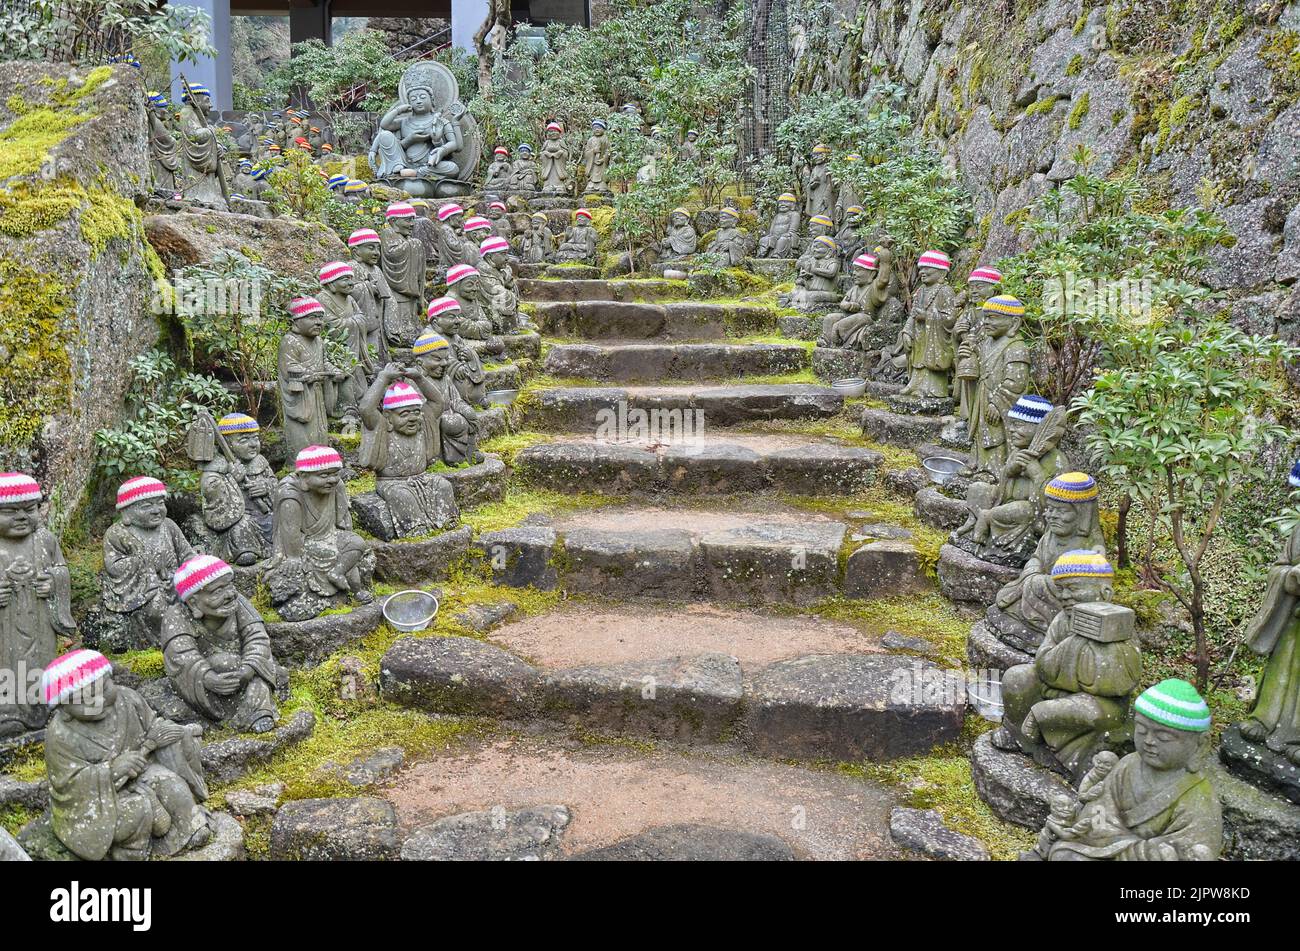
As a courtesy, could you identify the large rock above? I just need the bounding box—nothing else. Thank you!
[144,209,348,284]
[200,708,316,784]
[937,543,1017,606]
[379,635,541,716]
[561,528,698,599]
[401,805,571,861]
[699,522,846,604]
[270,797,400,861]
[889,806,990,861]
[479,526,559,589]
[267,600,387,667]
[0,827,31,861]
[843,540,930,599]
[969,731,1071,829]
[371,525,474,586]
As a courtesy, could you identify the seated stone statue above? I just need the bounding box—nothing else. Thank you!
[484,146,513,190]
[817,244,898,350]
[425,297,488,408]
[279,297,348,458]
[522,213,557,264]
[954,395,1069,563]
[186,412,275,566]
[445,264,497,341]
[162,555,281,733]
[43,649,214,861]
[102,478,194,648]
[0,474,73,739]
[658,207,698,262]
[998,556,1141,779]
[557,209,598,264]
[991,472,1107,652]
[511,144,540,192]
[1025,679,1222,861]
[702,207,749,266]
[368,61,478,198]
[462,217,493,266]
[756,192,801,258]
[834,205,866,262]
[805,213,834,246]
[478,236,520,334]
[359,370,460,539]
[265,446,375,620]
[432,202,475,272]
[486,200,513,241]
[789,235,842,312]
[965,295,1031,476]
[411,331,483,464]
[898,250,957,402]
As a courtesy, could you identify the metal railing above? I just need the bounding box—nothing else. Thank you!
[333,26,454,111]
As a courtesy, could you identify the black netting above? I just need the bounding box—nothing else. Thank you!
[739,0,790,178]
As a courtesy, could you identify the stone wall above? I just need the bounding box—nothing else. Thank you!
[0,62,159,531]
[785,0,1300,351]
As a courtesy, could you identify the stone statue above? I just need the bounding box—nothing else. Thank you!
[445,264,497,341]
[432,202,475,273]
[991,472,1107,652]
[582,118,611,193]
[998,558,1141,779]
[409,200,442,269]
[146,93,180,195]
[347,229,393,367]
[102,478,193,648]
[557,209,598,264]
[43,649,215,860]
[162,555,280,733]
[965,295,1031,475]
[817,243,898,350]
[185,412,275,566]
[805,213,834,244]
[411,331,482,464]
[522,212,557,264]
[757,193,801,258]
[425,297,488,407]
[539,121,571,195]
[954,395,1071,564]
[343,179,370,202]
[0,474,73,738]
[679,129,701,165]
[835,154,863,222]
[177,82,227,209]
[953,266,1003,423]
[318,261,377,411]
[484,146,513,190]
[265,446,375,619]
[478,236,520,333]
[804,144,834,220]
[278,297,346,459]
[369,60,479,198]
[511,144,540,192]
[1025,680,1221,861]
[789,235,841,312]
[380,202,428,347]
[702,207,750,266]
[898,251,957,403]
[462,217,493,266]
[359,370,461,538]
[658,207,698,262]
[485,200,513,241]
[834,204,866,262]
[232,159,256,196]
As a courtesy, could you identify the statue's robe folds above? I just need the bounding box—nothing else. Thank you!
[758,210,801,258]
[320,290,376,407]
[270,477,369,599]
[380,226,428,346]
[178,103,226,208]
[583,136,610,191]
[902,284,957,399]
[450,288,495,340]
[705,227,748,267]
[1243,521,1300,743]
[484,158,513,190]
[427,374,480,464]
[435,330,487,407]
[161,596,279,731]
[277,331,336,458]
[479,259,519,334]
[995,509,1106,644]
[46,688,210,861]
[198,458,271,564]
[522,226,556,264]
[1045,754,1221,861]
[968,335,1031,474]
[102,520,193,643]
[0,529,74,733]
[557,225,597,263]
[539,140,569,193]
[511,158,539,192]
[435,224,476,272]
[805,164,834,219]
[360,405,458,538]
[349,260,394,366]
[791,251,840,310]
[661,224,698,260]
[148,113,180,193]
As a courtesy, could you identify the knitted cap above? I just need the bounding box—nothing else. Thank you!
[846,153,862,161]
[811,143,831,154]
[289,296,324,318]
[480,236,510,255]
[295,445,343,472]
[489,200,507,212]
[575,208,592,220]
[546,121,563,132]
[344,180,368,194]
[386,202,416,219]
[464,216,492,232]
[412,331,452,355]
[327,174,348,189]
[918,250,951,271]
[217,413,259,435]
[777,192,796,203]
[493,146,509,156]
[384,381,425,410]
[174,554,234,601]
[671,206,691,218]
[1044,472,1099,503]
[814,235,838,250]
[321,143,333,152]
[592,118,608,129]
[116,476,166,510]
[982,294,1025,316]
[518,143,533,153]
[42,649,111,706]
[0,473,41,505]
[1007,394,1053,424]
[319,261,354,284]
[1289,459,1300,488]
[1050,550,1114,580]
[719,207,740,219]
[437,203,464,221]
[1134,679,1211,733]
[968,266,1002,285]
[348,228,380,247]
[446,264,479,286]
[852,253,878,270]
[845,204,864,214]
[530,212,548,222]
[809,214,834,228]
[427,296,461,318]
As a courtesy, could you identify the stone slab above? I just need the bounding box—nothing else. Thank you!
[544,342,808,382]
[914,486,967,531]
[268,601,387,667]
[401,804,572,860]
[937,543,1018,606]
[479,526,559,589]
[371,524,474,586]
[889,806,990,861]
[524,383,843,430]
[699,521,846,604]
[969,731,1072,830]
[518,278,689,302]
[561,528,699,599]
[270,796,399,861]
[380,635,541,717]
[860,407,948,448]
[843,540,931,599]
[569,823,794,861]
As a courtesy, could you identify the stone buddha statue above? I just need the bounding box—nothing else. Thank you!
[557,209,599,264]
[817,242,899,350]
[511,144,540,192]
[522,212,557,264]
[347,229,394,366]
[411,331,483,465]
[789,235,842,312]
[658,207,698,262]
[582,118,611,193]
[966,295,1031,475]
[834,204,866,262]
[317,261,377,412]
[146,93,180,195]
[185,411,275,567]
[1025,679,1222,861]
[485,145,513,190]
[369,61,480,198]
[486,200,513,241]
[431,202,474,272]
[177,82,227,209]
[478,235,520,333]
[380,202,429,347]
[702,207,750,266]
[898,250,957,403]
[953,266,1004,424]
[425,297,488,408]
[757,192,801,258]
[278,297,346,458]
[445,264,497,341]
[0,474,73,739]
[539,121,571,195]
[102,478,193,648]
[804,143,834,220]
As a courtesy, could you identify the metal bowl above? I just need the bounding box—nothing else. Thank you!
[922,454,964,485]
[485,389,519,406]
[967,675,1004,723]
[831,377,867,398]
[382,589,440,633]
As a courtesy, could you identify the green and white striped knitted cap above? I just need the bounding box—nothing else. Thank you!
[1134,678,1211,733]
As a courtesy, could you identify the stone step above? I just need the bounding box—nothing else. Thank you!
[543,341,809,382]
[534,300,776,340]
[515,434,881,495]
[518,277,690,302]
[468,331,541,361]
[518,263,601,280]
[519,383,844,430]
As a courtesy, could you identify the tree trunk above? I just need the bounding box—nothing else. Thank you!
[1116,492,1131,570]
[1191,568,1208,693]
[474,0,504,96]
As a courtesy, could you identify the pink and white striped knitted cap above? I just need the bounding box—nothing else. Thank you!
[546,121,563,132]
[42,649,112,706]
[289,296,324,318]
[918,250,951,271]
[295,445,343,472]
[386,202,416,219]
[446,264,479,286]
[319,261,354,284]
[383,380,425,410]
[436,203,464,222]
[0,473,41,505]
[480,236,510,255]
[852,253,878,270]
[427,296,461,318]
[968,266,1002,285]
[574,208,592,220]
[174,554,234,601]
[493,146,509,156]
[348,229,380,247]
[116,476,166,509]
[464,216,492,233]
[489,201,507,212]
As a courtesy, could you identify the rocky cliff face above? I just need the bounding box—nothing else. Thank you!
[787,0,1300,349]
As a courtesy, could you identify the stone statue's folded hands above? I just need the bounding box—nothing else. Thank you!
[111,750,148,783]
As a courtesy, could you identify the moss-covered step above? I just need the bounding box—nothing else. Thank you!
[517,277,691,302]
[467,330,541,361]
[517,263,601,280]
[515,433,881,495]
[543,341,808,382]
[533,300,777,340]
[520,383,844,430]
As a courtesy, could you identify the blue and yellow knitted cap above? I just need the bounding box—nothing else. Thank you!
[982,294,1026,316]
[218,413,259,434]
[1050,550,1112,580]
[1044,472,1098,503]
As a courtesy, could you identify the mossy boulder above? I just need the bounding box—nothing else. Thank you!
[144,208,348,284]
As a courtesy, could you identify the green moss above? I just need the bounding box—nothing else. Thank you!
[1025,95,1059,118]
[479,429,553,466]
[1,804,41,838]
[1067,91,1090,130]
[1064,54,1085,77]
[0,260,74,450]
[4,742,45,783]
[110,648,166,679]
[461,485,615,535]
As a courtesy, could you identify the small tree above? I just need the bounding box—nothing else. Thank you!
[1076,319,1299,691]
